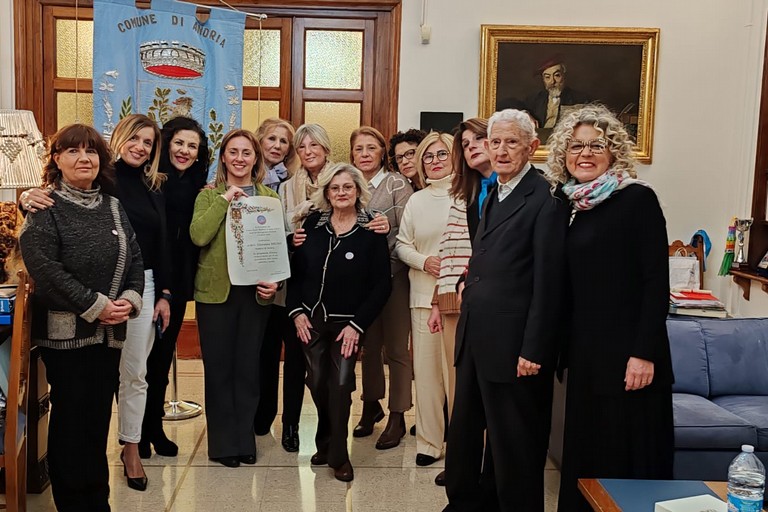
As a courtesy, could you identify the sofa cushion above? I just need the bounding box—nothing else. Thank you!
[712,395,768,451]
[673,393,757,449]
[702,318,768,397]
[667,317,709,397]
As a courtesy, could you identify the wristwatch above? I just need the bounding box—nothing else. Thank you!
[160,291,173,302]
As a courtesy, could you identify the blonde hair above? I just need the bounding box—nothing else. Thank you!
[311,163,371,212]
[213,130,265,186]
[415,132,455,185]
[110,114,164,191]
[294,123,332,160]
[546,104,636,186]
[256,118,299,177]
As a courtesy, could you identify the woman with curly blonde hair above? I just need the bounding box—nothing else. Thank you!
[549,104,674,512]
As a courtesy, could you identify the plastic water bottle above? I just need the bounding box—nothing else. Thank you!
[727,444,765,512]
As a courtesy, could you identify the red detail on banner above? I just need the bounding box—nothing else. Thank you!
[145,65,202,79]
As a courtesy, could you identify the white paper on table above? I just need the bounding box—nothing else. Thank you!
[654,494,726,512]
[225,195,291,285]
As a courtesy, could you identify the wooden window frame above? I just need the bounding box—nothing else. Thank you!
[14,0,401,137]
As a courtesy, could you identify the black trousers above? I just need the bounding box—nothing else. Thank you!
[142,296,187,441]
[196,286,270,458]
[254,305,306,430]
[444,341,553,512]
[41,344,121,512]
[302,316,357,469]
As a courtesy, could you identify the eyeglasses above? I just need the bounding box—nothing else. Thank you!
[422,150,450,164]
[328,184,356,195]
[566,139,608,154]
[394,149,416,164]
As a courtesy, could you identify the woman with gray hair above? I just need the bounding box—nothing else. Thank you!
[547,104,673,511]
[287,163,391,482]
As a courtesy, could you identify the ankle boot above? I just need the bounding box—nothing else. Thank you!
[151,429,178,457]
[375,412,406,450]
[353,401,384,438]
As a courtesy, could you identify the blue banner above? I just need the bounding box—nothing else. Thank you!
[93,0,245,179]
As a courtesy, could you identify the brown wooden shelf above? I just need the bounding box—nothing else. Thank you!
[730,268,768,300]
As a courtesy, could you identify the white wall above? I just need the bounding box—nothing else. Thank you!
[0,0,14,109]
[2,0,768,313]
[399,0,768,316]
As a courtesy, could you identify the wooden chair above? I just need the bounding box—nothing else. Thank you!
[669,235,705,288]
[0,270,30,512]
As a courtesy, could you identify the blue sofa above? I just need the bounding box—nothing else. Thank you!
[668,316,768,480]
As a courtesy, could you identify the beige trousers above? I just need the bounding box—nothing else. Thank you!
[441,313,459,420]
[412,307,449,458]
[361,268,413,412]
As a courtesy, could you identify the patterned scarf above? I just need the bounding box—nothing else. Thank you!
[57,179,103,209]
[263,162,288,192]
[562,169,650,211]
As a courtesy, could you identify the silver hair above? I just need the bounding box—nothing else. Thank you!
[311,163,372,212]
[487,109,538,142]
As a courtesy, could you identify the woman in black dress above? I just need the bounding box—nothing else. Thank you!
[547,104,674,512]
[141,116,209,459]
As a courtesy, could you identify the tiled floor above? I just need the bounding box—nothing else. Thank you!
[27,360,561,511]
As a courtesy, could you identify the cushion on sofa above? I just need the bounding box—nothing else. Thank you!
[702,318,768,397]
[667,317,709,397]
[711,395,768,451]
[673,393,757,449]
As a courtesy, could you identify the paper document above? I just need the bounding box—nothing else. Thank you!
[654,494,726,512]
[225,195,291,285]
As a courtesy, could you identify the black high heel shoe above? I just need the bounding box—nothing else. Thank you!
[120,450,148,491]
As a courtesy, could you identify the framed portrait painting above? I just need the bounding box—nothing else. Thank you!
[479,25,660,163]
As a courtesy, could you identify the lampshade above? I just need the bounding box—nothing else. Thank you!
[0,110,45,189]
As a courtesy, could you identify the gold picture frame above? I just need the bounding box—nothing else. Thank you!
[479,25,659,163]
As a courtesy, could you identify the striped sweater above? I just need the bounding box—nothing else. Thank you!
[432,200,472,314]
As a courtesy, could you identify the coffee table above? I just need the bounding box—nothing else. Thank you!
[579,478,766,511]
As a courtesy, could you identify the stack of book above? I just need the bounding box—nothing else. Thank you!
[669,289,727,318]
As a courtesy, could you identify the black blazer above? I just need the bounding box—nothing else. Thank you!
[455,168,569,383]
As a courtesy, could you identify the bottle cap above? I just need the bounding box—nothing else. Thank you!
[742,444,755,453]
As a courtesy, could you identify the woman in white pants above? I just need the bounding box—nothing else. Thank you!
[110,115,171,491]
[395,131,455,466]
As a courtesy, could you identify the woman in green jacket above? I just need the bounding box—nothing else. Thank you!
[190,129,280,468]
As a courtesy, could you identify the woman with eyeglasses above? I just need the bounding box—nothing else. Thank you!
[546,105,673,511]
[388,129,427,191]
[395,131,455,467]
[288,163,391,482]
[348,126,414,449]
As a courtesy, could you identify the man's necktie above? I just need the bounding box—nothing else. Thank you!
[478,172,497,218]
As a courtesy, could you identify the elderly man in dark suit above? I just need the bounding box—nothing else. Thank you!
[443,109,569,512]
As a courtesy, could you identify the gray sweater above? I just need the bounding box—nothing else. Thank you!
[19,185,144,349]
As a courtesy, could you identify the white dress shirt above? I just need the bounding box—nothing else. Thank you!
[497,164,531,202]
